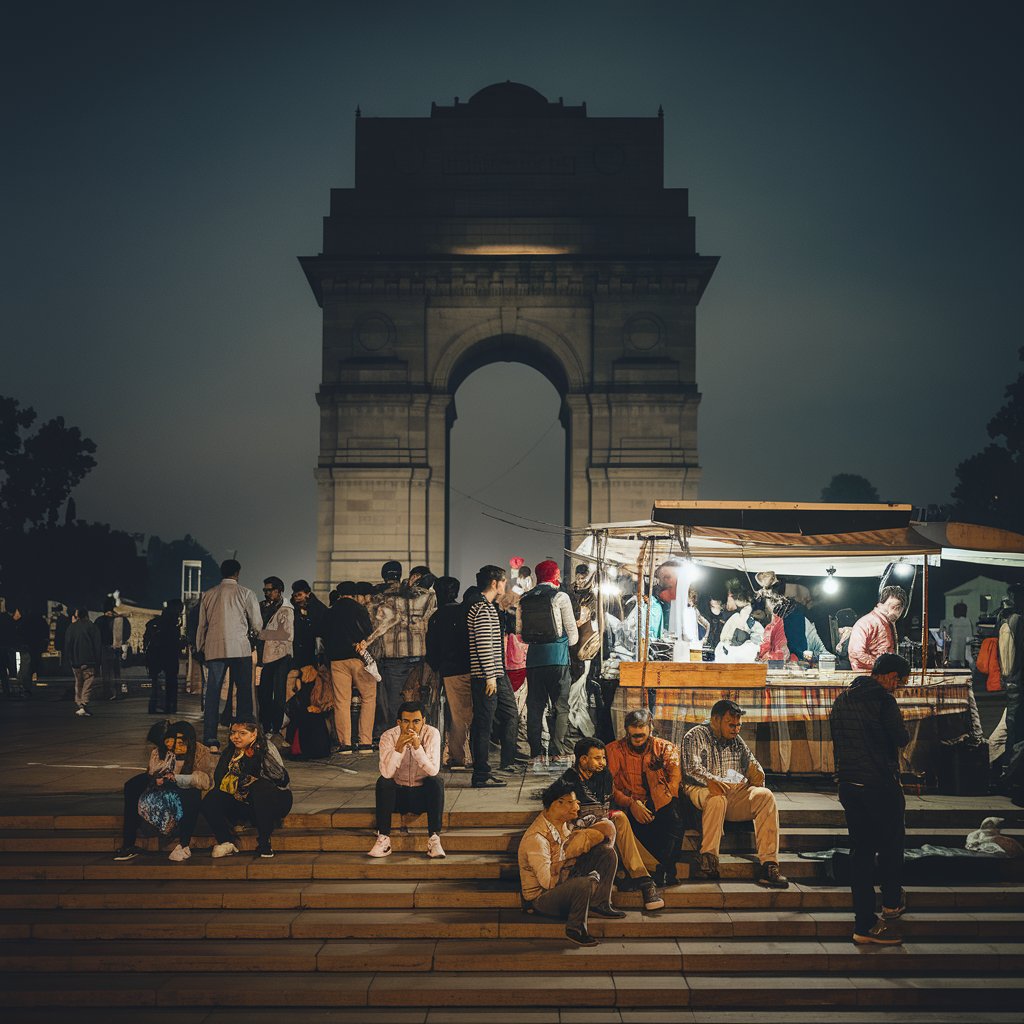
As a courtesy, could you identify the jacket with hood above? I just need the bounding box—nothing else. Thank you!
[829,675,910,786]
[64,617,103,668]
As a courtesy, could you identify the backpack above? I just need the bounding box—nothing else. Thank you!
[998,613,1020,680]
[519,587,560,644]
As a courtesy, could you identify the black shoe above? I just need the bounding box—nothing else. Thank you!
[471,775,507,788]
[113,845,144,862]
[497,763,526,774]
[590,903,627,919]
[358,744,374,753]
[697,852,720,880]
[641,883,665,911]
[882,889,906,920]
[654,865,681,887]
[565,926,599,947]
[255,842,274,859]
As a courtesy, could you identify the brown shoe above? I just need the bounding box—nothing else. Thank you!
[853,919,903,945]
[757,861,789,889]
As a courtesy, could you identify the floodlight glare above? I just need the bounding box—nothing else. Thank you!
[822,566,840,596]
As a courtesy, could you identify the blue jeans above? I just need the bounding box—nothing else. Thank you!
[203,657,254,746]
[375,656,420,738]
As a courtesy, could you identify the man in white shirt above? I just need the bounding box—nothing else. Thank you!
[368,701,446,859]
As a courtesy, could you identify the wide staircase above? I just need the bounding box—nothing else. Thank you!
[1,801,1023,1022]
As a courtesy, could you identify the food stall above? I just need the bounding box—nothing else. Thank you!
[571,501,1024,779]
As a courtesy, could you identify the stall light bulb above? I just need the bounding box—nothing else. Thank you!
[822,577,840,596]
[894,562,915,579]
[608,566,619,580]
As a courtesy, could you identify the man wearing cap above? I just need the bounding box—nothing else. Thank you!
[517,560,578,766]
[368,561,437,741]
[682,698,788,889]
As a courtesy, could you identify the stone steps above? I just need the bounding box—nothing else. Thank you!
[4,825,1015,854]
[2,802,1022,1017]
[2,937,1023,974]
[3,907,1023,942]
[2,971,1024,1013]
[3,879,1020,911]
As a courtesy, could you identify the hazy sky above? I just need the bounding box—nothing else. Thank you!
[4,1,1021,591]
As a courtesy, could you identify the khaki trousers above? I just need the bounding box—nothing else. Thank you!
[443,673,473,767]
[685,782,780,864]
[331,659,377,746]
[610,809,659,879]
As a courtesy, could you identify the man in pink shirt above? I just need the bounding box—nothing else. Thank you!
[368,701,446,859]
[848,587,908,672]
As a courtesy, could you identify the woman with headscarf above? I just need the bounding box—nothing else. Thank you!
[113,720,216,862]
[199,717,293,859]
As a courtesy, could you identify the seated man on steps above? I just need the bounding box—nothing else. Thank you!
[682,698,789,889]
[558,736,665,911]
[368,701,446,859]
[519,777,625,947]
[606,709,687,887]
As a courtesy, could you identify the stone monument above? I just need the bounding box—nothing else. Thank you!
[301,82,717,587]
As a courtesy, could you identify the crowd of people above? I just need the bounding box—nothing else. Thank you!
[5,555,1021,949]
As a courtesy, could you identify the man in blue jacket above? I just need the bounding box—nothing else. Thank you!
[829,652,911,946]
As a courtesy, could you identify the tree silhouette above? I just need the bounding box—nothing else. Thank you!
[820,474,880,503]
[951,346,1024,534]
[0,396,96,534]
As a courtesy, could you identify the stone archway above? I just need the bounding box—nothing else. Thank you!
[301,83,717,589]
[443,333,574,576]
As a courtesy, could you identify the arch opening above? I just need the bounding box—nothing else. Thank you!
[446,359,568,587]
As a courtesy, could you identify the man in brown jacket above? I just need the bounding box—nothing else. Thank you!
[606,708,687,887]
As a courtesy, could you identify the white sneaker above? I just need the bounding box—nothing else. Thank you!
[75,706,87,717]
[367,833,392,858]
[211,842,239,859]
[426,833,446,859]
[168,844,191,862]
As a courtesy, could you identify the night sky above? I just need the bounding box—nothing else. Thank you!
[5,2,1021,594]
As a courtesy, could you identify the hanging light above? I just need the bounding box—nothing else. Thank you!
[822,567,840,596]
[893,560,915,579]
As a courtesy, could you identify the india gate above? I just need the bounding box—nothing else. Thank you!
[301,82,718,588]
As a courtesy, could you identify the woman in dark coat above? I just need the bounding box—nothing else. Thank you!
[200,718,293,858]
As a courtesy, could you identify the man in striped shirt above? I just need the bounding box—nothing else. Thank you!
[466,565,518,788]
[682,699,788,888]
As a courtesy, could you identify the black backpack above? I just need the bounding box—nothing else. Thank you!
[519,587,561,644]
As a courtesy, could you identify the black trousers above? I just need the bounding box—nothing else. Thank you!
[631,797,686,873]
[148,656,180,713]
[258,657,292,734]
[838,780,905,934]
[525,663,572,757]
[199,780,294,844]
[470,674,518,784]
[375,775,444,836]
[121,772,203,847]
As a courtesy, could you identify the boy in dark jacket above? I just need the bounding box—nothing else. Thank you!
[65,608,103,716]
[829,652,911,946]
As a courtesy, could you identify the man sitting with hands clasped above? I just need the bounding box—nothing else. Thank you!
[682,699,788,888]
[369,701,446,859]
[518,777,624,947]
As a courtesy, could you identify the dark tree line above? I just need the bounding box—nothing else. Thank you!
[0,396,218,610]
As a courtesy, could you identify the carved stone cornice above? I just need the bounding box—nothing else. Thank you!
[299,256,718,305]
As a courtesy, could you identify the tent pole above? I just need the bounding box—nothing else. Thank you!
[921,558,929,683]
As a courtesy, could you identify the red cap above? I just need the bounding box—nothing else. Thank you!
[535,560,560,585]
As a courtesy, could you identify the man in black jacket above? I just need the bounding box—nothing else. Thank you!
[326,583,375,752]
[426,577,473,770]
[829,652,911,946]
[290,580,328,684]
[65,608,102,717]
